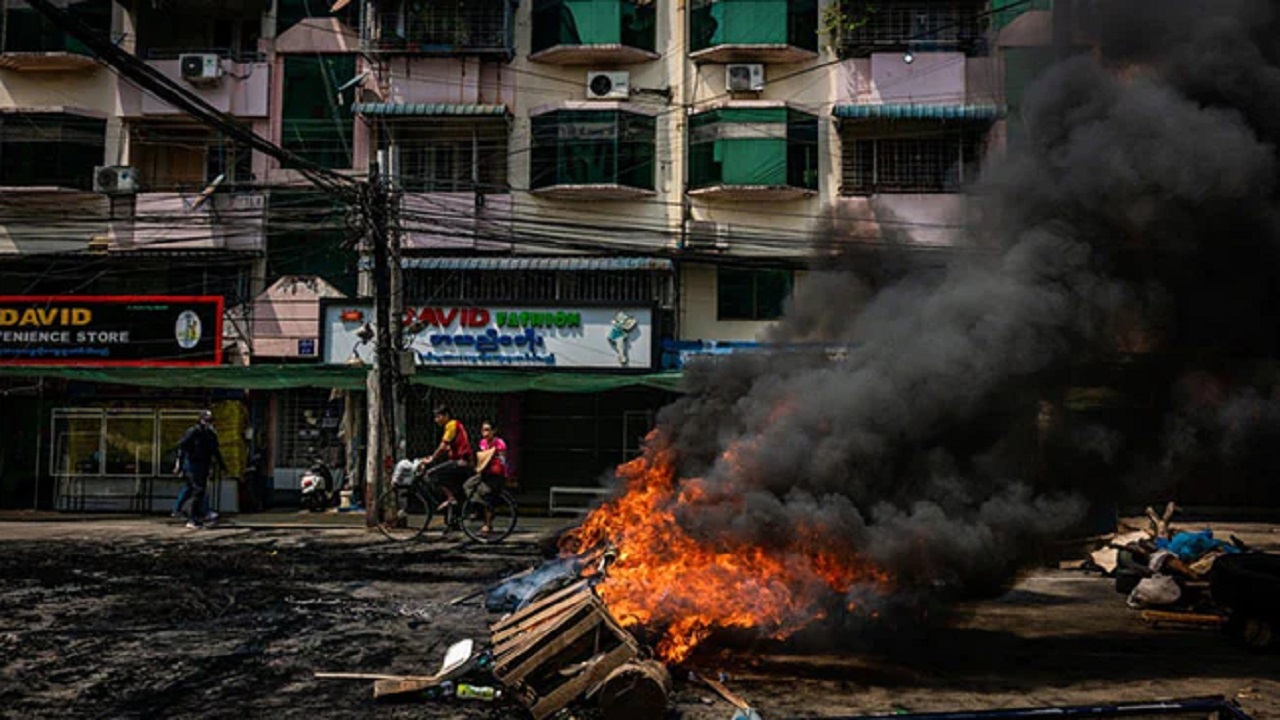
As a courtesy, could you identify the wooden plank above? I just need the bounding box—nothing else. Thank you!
[372,676,444,699]
[491,580,590,632]
[493,604,596,666]
[529,642,636,720]
[697,673,751,710]
[492,590,593,646]
[499,613,603,685]
[496,609,600,681]
[1140,610,1227,628]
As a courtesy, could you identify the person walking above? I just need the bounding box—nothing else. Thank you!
[174,410,228,529]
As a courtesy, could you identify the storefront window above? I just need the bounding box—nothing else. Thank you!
[104,413,156,476]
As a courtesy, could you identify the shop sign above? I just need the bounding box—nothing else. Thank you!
[0,295,223,366]
[321,301,654,370]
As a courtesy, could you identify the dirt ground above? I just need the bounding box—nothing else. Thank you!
[0,518,1277,720]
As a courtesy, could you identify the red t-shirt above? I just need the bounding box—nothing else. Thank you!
[441,419,473,462]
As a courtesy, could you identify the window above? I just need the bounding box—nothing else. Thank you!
[0,113,105,189]
[688,107,818,190]
[133,0,264,61]
[717,267,792,321]
[530,110,655,190]
[365,0,515,55]
[129,123,253,190]
[531,0,656,54]
[841,129,983,194]
[690,0,817,53]
[281,55,356,169]
[839,0,987,56]
[393,118,508,193]
[1,0,108,54]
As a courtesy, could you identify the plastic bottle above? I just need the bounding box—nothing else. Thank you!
[456,683,501,702]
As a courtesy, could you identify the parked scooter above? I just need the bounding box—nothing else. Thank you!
[299,449,344,512]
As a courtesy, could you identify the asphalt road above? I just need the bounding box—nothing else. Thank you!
[0,518,1276,719]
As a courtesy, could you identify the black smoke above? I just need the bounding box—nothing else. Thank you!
[639,0,1280,602]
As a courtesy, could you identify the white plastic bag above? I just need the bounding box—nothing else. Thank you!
[1126,574,1181,608]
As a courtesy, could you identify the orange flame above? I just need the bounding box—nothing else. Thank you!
[566,439,889,663]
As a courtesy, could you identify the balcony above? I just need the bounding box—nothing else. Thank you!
[530,0,658,65]
[689,0,818,64]
[529,109,657,199]
[0,0,108,71]
[838,0,989,57]
[362,0,517,58]
[687,105,818,201]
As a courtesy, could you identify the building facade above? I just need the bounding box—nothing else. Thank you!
[0,0,1053,511]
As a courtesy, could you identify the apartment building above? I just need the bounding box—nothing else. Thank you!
[0,0,1054,510]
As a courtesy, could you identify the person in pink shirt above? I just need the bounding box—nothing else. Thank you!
[466,421,511,534]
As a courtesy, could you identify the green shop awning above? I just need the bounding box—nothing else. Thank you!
[351,103,510,117]
[833,104,1005,121]
[0,365,684,393]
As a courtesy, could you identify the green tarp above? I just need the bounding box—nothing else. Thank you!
[0,365,685,393]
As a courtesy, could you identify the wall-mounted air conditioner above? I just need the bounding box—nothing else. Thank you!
[726,64,765,92]
[93,166,139,195]
[586,70,630,100]
[179,53,223,85]
[684,220,729,252]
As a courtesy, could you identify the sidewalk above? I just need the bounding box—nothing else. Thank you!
[0,508,580,534]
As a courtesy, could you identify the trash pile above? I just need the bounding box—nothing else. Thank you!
[316,547,766,719]
[1079,502,1278,651]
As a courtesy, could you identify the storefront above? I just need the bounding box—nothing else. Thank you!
[321,297,681,502]
[0,295,241,511]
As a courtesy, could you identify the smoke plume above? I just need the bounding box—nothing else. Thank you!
[640,0,1280,602]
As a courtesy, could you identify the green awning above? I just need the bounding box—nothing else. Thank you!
[0,365,684,393]
[351,103,510,117]
[833,104,1005,121]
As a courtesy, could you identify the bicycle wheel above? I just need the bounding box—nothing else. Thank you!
[375,485,433,542]
[462,489,518,543]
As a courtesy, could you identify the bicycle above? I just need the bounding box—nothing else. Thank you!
[375,460,518,544]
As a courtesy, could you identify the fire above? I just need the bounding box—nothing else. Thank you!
[566,440,889,663]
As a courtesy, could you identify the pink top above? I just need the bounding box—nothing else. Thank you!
[480,437,508,478]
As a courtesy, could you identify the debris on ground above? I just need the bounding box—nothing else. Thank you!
[1070,501,1279,652]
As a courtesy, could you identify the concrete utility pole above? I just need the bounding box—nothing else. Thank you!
[364,161,396,526]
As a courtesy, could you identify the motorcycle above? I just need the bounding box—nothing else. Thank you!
[299,449,344,512]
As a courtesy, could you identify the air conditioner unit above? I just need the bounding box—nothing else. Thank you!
[726,63,765,92]
[586,70,630,100]
[684,220,729,252]
[93,166,139,195]
[179,53,223,84]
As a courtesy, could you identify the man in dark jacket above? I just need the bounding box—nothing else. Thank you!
[174,410,228,528]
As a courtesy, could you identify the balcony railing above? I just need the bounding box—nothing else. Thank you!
[838,0,989,56]
[362,0,517,57]
[689,0,818,64]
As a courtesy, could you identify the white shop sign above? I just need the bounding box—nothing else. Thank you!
[321,302,654,370]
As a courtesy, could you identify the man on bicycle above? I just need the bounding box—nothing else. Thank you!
[425,404,473,511]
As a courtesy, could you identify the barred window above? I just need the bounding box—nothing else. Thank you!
[841,130,982,194]
[393,119,508,193]
[839,0,988,55]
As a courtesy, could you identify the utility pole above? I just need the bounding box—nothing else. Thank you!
[364,161,396,526]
